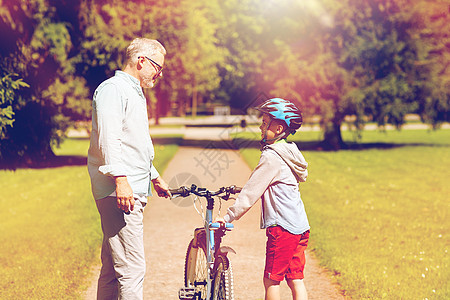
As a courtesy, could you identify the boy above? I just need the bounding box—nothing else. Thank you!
[220,98,310,300]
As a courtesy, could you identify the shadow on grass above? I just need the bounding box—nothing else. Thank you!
[0,136,184,170]
[0,155,88,170]
[152,136,184,145]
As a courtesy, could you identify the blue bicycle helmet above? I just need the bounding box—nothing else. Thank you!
[255,98,303,135]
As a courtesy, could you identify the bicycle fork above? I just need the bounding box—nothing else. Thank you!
[207,213,237,299]
[205,209,214,300]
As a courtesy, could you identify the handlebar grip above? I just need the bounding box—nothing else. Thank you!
[169,188,183,195]
[169,186,190,197]
[228,185,242,194]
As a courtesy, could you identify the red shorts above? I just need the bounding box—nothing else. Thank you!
[264,226,310,282]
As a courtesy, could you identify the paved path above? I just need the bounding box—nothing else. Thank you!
[84,144,346,299]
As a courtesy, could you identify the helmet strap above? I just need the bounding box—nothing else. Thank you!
[260,119,288,149]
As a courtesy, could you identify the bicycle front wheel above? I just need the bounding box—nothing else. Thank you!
[185,238,208,300]
[212,254,234,300]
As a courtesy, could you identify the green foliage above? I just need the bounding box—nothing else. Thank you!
[260,0,450,148]
[42,76,91,119]
[75,0,227,117]
[149,0,226,115]
[30,21,72,67]
[411,0,450,126]
[0,71,29,139]
[212,0,268,108]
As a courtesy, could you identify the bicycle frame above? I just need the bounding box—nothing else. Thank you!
[172,184,240,300]
[202,194,234,299]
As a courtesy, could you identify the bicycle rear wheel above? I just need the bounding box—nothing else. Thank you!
[184,238,208,300]
[212,254,234,300]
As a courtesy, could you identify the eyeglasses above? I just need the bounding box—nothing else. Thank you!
[139,56,163,78]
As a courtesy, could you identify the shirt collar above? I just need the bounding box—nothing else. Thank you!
[115,70,144,96]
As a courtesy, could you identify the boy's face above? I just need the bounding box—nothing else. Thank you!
[259,114,286,144]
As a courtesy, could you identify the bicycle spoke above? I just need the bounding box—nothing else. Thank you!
[185,238,208,300]
[212,255,234,300]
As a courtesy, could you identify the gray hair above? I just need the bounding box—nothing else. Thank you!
[126,38,166,65]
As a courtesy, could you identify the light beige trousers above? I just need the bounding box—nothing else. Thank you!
[95,196,147,300]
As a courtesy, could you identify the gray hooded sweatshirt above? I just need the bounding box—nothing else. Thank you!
[224,141,310,235]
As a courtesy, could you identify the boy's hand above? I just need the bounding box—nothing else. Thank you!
[215,217,225,224]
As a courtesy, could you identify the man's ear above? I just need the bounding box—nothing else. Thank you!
[137,56,145,70]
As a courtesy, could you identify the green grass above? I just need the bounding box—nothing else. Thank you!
[0,137,179,299]
[239,129,450,300]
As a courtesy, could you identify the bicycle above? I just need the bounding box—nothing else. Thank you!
[170,184,241,300]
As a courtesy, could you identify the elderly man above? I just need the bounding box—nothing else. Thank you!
[88,38,171,300]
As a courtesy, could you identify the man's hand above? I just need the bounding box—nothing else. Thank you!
[152,176,172,198]
[115,176,134,213]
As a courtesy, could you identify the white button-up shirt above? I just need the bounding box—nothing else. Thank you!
[88,71,159,200]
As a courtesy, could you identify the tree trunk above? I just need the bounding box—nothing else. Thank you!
[322,121,347,150]
[154,88,163,125]
[155,100,160,125]
[192,78,197,118]
[192,85,197,118]
[177,96,186,117]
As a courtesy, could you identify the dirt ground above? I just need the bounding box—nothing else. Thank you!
[83,146,347,300]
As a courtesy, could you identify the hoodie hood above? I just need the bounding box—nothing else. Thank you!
[266,142,308,182]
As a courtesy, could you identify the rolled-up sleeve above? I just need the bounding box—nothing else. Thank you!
[94,84,127,177]
[150,164,160,180]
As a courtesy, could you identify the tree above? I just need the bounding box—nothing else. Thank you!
[212,0,269,111]
[76,0,226,121]
[253,0,355,148]
[143,0,226,119]
[0,0,91,167]
[1,0,448,161]
[263,0,450,149]
[410,0,450,126]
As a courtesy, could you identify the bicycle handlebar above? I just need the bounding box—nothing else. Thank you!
[170,184,242,199]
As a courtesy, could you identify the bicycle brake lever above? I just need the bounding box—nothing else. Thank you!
[221,192,231,200]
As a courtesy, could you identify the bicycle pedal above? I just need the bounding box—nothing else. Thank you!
[178,287,196,300]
